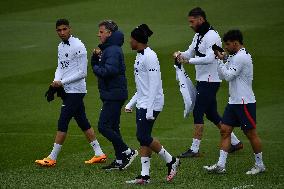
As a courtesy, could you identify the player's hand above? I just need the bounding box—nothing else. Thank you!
[93,48,102,55]
[173,51,181,59]
[125,108,133,113]
[215,51,226,60]
[177,56,189,64]
[51,81,63,87]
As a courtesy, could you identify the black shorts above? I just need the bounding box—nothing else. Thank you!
[136,108,160,146]
[193,81,221,125]
[58,93,91,132]
[222,103,256,130]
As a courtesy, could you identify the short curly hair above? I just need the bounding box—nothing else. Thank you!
[223,30,244,45]
[98,20,118,32]
[56,18,69,28]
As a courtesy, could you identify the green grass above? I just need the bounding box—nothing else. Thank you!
[0,0,284,188]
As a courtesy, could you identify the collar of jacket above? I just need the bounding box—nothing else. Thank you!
[62,35,72,46]
[98,41,109,50]
[137,49,144,55]
[196,22,211,36]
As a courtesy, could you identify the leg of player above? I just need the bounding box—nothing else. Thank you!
[127,146,152,184]
[84,128,107,164]
[203,124,233,173]
[178,124,203,158]
[216,122,243,153]
[127,140,180,184]
[150,139,180,182]
[244,129,265,175]
[34,131,65,167]
[35,96,74,167]
[140,146,152,178]
[127,109,180,184]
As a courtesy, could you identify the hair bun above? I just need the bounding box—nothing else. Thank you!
[138,24,153,37]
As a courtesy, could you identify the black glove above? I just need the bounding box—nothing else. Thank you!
[45,85,56,102]
[175,58,182,69]
[212,44,224,53]
[56,86,67,100]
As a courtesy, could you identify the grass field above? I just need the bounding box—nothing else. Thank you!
[0,0,284,188]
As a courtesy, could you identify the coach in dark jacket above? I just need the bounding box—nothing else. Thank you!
[91,20,137,170]
[91,30,128,101]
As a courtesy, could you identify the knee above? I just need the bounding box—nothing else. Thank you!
[244,129,257,140]
[220,126,231,138]
[78,121,91,132]
[58,120,68,133]
[206,113,221,125]
[136,133,153,147]
[193,112,204,125]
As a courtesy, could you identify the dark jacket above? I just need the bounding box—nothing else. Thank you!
[91,30,128,101]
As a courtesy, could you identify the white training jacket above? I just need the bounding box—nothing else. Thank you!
[125,47,164,119]
[54,36,87,93]
[175,64,196,118]
[180,30,222,82]
[218,48,256,104]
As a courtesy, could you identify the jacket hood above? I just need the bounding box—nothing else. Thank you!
[99,30,124,50]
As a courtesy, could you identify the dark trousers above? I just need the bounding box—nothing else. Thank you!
[193,81,222,125]
[98,100,128,160]
[58,93,91,132]
[136,108,160,146]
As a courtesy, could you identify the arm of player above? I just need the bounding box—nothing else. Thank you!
[188,48,215,65]
[54,62,62,82]
[180,44,195,59]
[145,54,161,120]
[125,92,138,112]
[61,51,88,85]
[216,59,225,80]
[188,35,221,65]
[92,49,120,78]
[218,56,244,81]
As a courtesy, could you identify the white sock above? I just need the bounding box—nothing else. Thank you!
[90,140,104,156]
[230,132,240,145]
[116,159,123,165]
[190,138,201,153]
[141,157,151,176]
[217,150,228,168]
[123,148,132,155]
[158,146,172,163]
[255,152,264,167]
[49,143,62,160]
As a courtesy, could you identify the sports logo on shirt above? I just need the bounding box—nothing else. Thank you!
[60,61,70,69]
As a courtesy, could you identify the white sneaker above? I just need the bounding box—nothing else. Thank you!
[246,164,265,175]
[166,157,180,182]
[126,175,150,185]
[203,164,226,174]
